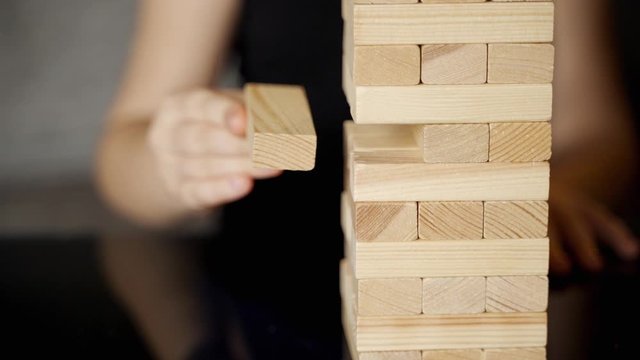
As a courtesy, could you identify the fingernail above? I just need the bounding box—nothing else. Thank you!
[225,109,244,134]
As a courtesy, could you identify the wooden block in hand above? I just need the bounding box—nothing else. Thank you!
[245,83,316,170]
[486,276,549,312]
[484,201,548,239]
[354,45,421,86]
[417,124,489,163]
[488,44,555,84]
[422,349,484,360]
[354,201,418,242]
[419,202,484,240]
[359,278,423,316]
[484,348,546,360]
[422,44,487,85]
[423,277,486,315]
[489,122,551,162]
[352,2,554,45]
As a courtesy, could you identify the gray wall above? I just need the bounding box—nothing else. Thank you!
[0,0,135,186]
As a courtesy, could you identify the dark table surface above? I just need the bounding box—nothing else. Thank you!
[1,236,639,360]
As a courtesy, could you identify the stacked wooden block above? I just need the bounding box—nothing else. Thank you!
[341,0,554,359]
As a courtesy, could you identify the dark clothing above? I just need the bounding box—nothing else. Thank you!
[202,0,349,357]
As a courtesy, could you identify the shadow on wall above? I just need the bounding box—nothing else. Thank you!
[0,0,135,235]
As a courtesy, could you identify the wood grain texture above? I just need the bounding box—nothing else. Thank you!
[355,45,421,86]
[419,202,484,240]
[484,201,549,239]
[484,348,546,360]
[352,2,554,45]
[422,44,487,85]
[353,84,552,124]
[419,124,489,163]
[355,239,549,278]
[486,276,549,313]
[422,349,484,360]
[488,44,555,84]
[356,312,547,352]
[489,122,552,162]
[359,278,423,316]
[352,161,550,202]
[355,202,418,242]
[423,277,486,315]
[361,352,422,360]
[356,0,418,3]
[245,83,316,170]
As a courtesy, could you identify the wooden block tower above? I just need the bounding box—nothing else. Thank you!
[340,0,554,359]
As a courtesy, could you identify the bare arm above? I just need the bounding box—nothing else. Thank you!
[550,0,639,273]
[96,0,242,228]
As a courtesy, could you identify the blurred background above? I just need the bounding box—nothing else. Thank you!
[1,0,639,359]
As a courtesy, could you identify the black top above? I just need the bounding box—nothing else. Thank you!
[204,0,349,337]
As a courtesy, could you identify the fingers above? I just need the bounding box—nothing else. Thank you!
[179,176,253,210]
[178,157,281,180]
[180,89,247,135]
[585,204,640,261]
[172,123,249,156]
[552,200,603,272]
[548,221,572,275]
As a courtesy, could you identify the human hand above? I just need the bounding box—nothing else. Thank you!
[549,180,639,275]
[148,89,281,210]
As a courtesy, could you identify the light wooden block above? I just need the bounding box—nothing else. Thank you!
[354,46,421,86]
[352,84,552,124]
[355,239,549,278]
[357,312,547,352]
[484,348,546,360]
[356,0,418,3]
[352,161,550,202]
[422,44,487,85]
[486,276,549,313]
[419,124,489,163]
[423,277,486,315]
[352,2,554,45]
[422,350,484,360]
[484,201,548,239]
[359,278,423,316]
[489,122,552,162]
[488,44,554,84]
[245,83,316,170]
[419,202,484,240]
[355,202,418,242]
[361,352,422,360]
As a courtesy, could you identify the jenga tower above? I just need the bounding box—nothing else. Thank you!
[340,0,554,359]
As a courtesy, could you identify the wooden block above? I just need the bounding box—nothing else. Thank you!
[489,122,552,162]
[361,352,422,360]
[422,44,487,85]
[422,350,484,360]
[356,312,547,352]
[359,278,423,316]
[488,44,554,84]
[352,161,550,202]
[419,202,483,240]
[341,259,360,360]
[419,124,489,163]
[355,239,549,278]
[423,277,486,314]
[486,276,549,313]
[352,84,552,124]
[356,0,418,3]
[352,2,554,45]
[484,348,546,360]
[484,201,548,239]
[245,83,316,170]
[354,46,420,85]
[355,202,418,242]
